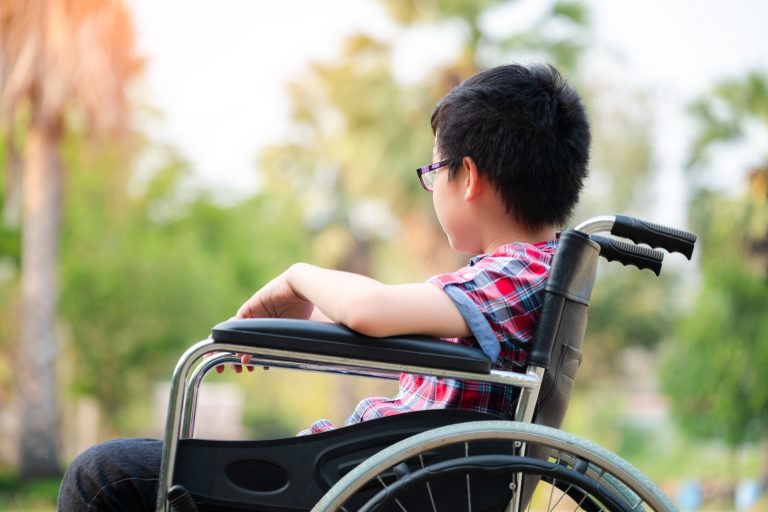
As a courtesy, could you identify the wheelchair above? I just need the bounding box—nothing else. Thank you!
[156,214,697,512]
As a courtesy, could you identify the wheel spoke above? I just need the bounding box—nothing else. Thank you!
[546,477,556,511]
[464,442,472,512]
[548,480,572,511]
[376,474,408,512]
[573,489,592,512]
[419,454,438,512]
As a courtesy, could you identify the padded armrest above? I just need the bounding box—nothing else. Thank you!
[211,318,492,374]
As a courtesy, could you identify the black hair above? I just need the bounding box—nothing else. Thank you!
[430,63,590,231]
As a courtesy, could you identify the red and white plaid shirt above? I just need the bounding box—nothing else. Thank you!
[299,240,558,435]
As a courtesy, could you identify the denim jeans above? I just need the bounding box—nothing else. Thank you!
[58,438,162,511]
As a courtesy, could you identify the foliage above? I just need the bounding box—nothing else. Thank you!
[686,71,768,171]
[382,0,590,68]
[575,86,677,367]
[55,136,310,431]
[0,471,58,512]
[662,71,768,448]
[662,190,768,447]
[0,137,20,261]
[583,268,681,374]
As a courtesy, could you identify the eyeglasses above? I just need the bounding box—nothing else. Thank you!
[416,159,451,192]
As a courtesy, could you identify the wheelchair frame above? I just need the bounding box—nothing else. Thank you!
[156,214,696,512]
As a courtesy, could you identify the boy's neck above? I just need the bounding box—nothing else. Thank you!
[481,224,557,254]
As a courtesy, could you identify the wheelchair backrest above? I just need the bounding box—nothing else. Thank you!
[528,229,600,429]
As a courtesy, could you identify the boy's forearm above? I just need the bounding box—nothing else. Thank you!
[283,263,471,339]
[284,263,380,326]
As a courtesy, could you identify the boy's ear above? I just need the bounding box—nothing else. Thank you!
[462,156,483,201]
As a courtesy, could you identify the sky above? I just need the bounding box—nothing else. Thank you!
[127,0,768,222]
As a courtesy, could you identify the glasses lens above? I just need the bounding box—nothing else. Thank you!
[422,170,436,190]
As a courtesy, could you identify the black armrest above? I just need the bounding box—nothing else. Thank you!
[210,318,492,374]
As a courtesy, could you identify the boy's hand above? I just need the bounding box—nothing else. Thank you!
[217,271,314,374]
[235,272,314,321]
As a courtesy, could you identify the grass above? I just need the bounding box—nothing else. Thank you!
[0,472,60,512]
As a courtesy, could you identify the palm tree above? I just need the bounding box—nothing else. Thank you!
[0,0,139,478]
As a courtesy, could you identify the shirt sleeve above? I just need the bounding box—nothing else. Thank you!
[440,285,501,362]
[429,257,541,365]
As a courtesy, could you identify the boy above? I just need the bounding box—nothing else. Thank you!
[58,62,590,510]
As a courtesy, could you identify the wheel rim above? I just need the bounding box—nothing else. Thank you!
[313,421,674,512]
[357,455,634,512]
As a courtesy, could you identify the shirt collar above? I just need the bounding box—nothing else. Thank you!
[468,239,558,267]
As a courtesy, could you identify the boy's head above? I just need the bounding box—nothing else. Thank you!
[430,63,590,232]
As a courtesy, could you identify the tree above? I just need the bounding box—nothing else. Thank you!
[0,0,140,477]
[661,71,768,481]
[662,193,768,446]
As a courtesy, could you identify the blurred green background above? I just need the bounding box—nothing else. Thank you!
[1,0,767,510]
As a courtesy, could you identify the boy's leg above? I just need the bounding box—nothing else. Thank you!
[58,438,162,512]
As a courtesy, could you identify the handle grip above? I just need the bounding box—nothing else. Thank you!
[612,215,697,259]
[592,235,664,276]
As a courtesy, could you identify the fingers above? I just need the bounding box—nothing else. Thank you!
[203,351,227,374]
[239,353,255,372]
[216,363,252,373]
[210,313,260,373]
[226,357,254,373]
[236,296,259,319]
[206,351,255,373]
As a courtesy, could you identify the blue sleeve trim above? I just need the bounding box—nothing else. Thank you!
[443,285,500,363]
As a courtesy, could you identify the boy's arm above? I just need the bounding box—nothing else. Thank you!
[236,263,471,339]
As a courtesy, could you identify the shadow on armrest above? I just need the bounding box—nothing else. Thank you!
[211,318,492,374]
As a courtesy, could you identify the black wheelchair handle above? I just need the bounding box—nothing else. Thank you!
[591,235,664,276]
[612,215,697,259]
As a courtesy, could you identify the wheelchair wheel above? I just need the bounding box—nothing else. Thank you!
[312,421,674,512]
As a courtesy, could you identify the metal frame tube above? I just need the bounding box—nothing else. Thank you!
[181,352,238,438]
[512,366,545,424]
[156,339,216,512]
[508,366,545,512]
[574,215,615,235]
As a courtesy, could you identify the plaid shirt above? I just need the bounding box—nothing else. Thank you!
[299,240,558,435]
